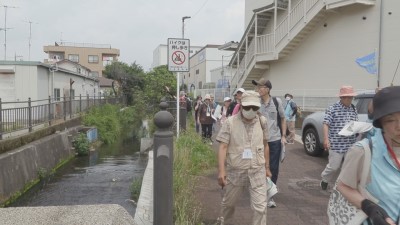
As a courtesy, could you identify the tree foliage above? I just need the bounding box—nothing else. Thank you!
[104,61,177,117]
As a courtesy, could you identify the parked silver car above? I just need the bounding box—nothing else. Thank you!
[301,92,374,156]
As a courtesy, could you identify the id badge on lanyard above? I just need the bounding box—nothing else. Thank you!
[242,148,253,159]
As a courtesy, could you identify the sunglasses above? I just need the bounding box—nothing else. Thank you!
[242,106,260,111]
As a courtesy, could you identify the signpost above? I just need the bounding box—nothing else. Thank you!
[167,38,190,137]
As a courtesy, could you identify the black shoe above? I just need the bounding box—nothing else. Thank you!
[320,180,328,190]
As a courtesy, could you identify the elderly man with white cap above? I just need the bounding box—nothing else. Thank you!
[217,90,271,225]
[320,85,359,190]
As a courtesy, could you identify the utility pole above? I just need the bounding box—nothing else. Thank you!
[0,5,18,60]
[182,16,191,39]
[23,19,38,61]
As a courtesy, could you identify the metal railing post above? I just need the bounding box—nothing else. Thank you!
[79,94,82,113]
[48,96,52,126]
[70,94,72,119]
[63,94,67,121]
[0,98,3,140]
[179,105,187,131]
[28,98,32,132]
[87,94,89,111]
[153,101,174,225]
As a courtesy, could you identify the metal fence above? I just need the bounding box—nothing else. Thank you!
[193,88,372,112]
[0,95,124,140]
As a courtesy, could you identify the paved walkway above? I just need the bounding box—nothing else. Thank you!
[195,133,331,225]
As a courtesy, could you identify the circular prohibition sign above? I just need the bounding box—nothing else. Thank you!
[171,51,186,65]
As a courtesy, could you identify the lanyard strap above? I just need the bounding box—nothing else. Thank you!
[384,139,400,170]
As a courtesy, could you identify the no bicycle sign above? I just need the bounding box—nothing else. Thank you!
[168,38,190,72]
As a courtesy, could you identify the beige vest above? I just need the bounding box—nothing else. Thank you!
[226,115,266,169]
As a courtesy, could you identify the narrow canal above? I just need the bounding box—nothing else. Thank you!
[9,134,148,218]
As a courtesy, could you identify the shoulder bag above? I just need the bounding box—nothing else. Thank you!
[327,139,373,225]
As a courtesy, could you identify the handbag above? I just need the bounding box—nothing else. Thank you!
[327,139,373,225]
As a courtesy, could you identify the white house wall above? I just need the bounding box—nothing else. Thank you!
[260,3,399,97]
[14,65,38,101]
[37,67,50,100]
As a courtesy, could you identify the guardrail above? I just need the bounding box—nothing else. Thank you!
[0,95,124,140]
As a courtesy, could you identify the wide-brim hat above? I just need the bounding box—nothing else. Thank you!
[252,78,272,89]
[241,91,261,107]
[338,85,357,97]
[204,94,211,100]
[372,86,400,128]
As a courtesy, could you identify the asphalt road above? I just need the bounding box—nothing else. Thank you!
[196,137,332,225]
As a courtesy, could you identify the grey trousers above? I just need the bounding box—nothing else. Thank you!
[321,150,346,183]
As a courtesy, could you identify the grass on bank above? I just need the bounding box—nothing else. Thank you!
[129,128,217,224]
[173,129,217,225]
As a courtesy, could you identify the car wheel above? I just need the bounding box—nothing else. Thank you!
[303,128,323,157]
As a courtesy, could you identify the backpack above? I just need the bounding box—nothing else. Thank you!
[289,101,302,118]
[272,97,283,136]
[186,98,192,112]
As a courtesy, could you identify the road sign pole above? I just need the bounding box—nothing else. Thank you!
[176,72,180,137]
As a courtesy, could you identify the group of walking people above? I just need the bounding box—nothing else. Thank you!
[214,78,297,224]
[191,79,399,225]
[322,85,400,225]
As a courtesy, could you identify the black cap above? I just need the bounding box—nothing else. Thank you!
[372,86,400,128]
[252,78,272,89]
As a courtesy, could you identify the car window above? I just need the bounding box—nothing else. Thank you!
[355,98,372,114]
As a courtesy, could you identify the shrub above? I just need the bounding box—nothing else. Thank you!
[72,132,90,156]
[130,176,143,202]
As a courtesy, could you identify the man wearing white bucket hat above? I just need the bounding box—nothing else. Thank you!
[217,91,271,225]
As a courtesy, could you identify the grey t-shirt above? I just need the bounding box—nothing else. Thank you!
[259,97,285,142]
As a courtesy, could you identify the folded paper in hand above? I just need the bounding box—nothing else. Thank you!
[280,143,286,163]
[338,121,373,136]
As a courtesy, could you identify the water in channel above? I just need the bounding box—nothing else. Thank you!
[9,134,148,218]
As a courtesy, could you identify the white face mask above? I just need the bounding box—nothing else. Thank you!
[285,97,291,101]
[242,109,257,120]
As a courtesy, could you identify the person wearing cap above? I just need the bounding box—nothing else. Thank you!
[335,86,400,225]
[320,85,359,191]
[284,93,298,144]
[220,96,232,125]
[198,94,215,145]
[252,77,286,208]
[217,91,271,225]
[231,88,245,116]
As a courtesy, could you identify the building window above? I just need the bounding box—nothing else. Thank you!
[68,54,79,62]
[88,55,99,63]
[54,88,61,101]
[196,69,199,74]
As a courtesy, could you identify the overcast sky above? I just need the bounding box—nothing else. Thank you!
[1,0,245,71]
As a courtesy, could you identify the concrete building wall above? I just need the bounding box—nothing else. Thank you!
[185,46,234,92]
[43,44,120,77]
[258,2,400,97]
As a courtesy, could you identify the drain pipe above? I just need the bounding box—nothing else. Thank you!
[377,0,383,88]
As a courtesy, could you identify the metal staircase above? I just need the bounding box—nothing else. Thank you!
[229,0,375,92]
